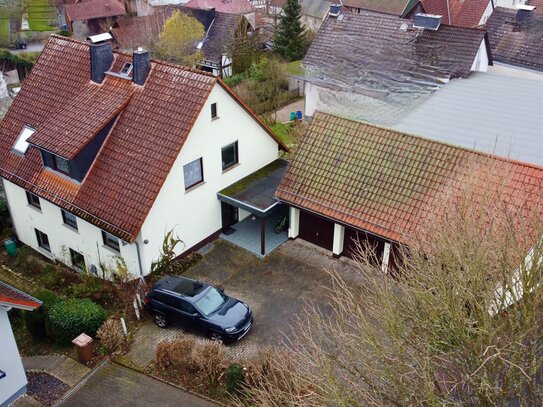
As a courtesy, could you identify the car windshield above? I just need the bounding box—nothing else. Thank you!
[194,287,226,316]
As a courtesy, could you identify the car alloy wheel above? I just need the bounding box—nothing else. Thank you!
[154,314,167,328]
[209,331,224,344]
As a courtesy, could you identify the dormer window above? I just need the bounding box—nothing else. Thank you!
[120,62,133,76]
[53,155,70,175]
[13,125,35,155]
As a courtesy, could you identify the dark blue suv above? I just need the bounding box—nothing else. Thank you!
[144,275,253,344]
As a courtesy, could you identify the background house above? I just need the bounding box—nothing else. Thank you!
[302,11,491,124]
[65,0,127,39]
[184,0,257,27]
[421,0,494,27]
[0,35,286,279]
[300,0,332,30]
[341,0,424,17]
[111,7,251,77]
[0,282,41,407]
[485,5,543,79]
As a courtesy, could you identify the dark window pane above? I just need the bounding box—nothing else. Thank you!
[70,248,85,271]
[54,155,70,174]
[26,191,41,209]
[102,231,120,252]
[183,158,203,190]
[62,210,78,230]
[211,103,217,119]
[35,229,50,252]
[221,141,238,170]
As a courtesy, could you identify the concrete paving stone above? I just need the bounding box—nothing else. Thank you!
[47,357,90,387]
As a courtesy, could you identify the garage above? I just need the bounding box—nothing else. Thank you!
[343,227,385,265]
[299,210,334,250]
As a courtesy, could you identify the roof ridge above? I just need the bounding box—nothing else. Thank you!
[314,111,543,173]
[49,34,218,79]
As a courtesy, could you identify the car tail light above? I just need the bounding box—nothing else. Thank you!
[143,296,149,304]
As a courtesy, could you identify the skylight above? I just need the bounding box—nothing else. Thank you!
[120,62,133,76]
[12,125,35,155]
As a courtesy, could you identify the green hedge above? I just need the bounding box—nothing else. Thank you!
[49,298,107,345]
[24,288,61,340]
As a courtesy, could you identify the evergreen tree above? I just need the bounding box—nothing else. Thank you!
[273,0,306,61]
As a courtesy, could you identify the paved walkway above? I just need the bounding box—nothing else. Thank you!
[23,355,90,387]
[59,361,218,407]
[274,99,304,123]
[126,239,357,367]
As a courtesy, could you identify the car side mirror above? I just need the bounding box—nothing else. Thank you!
[192,312,200,318]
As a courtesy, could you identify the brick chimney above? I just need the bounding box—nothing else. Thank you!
[133,47,151,86]
[87,33,114,84]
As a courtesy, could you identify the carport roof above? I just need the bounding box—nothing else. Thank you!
[218,159,288,216]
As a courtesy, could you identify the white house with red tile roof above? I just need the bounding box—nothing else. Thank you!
[0,35,286,279]
[0,281,41,407]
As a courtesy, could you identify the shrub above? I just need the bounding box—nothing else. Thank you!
[23,289,61,340]
[96,318,125,354]
[37,265,67,291]
[56,30,72,37]
[49,298,107,344]
[192,339,229,388]
[71,274,120,309]
[226,363,245,395]
[155,338,195,370]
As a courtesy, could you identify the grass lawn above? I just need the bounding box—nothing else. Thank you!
[27,0,57,31]
[0,8,11,46]
[271,122,293,146]
[284,60,304,76]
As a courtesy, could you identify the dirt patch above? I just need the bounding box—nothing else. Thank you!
[26,372,69,406]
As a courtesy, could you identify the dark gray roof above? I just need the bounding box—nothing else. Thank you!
[302,12,489,124]
[301,0,332,19]
[201,13,245,62]
[485,7,543,72]
[393,72,543,166]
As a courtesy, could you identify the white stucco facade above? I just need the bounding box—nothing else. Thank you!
[3,83,280,279]
[3,179,140,278]
[0,308,27,407]
[136,84,280,273]
[493,0,527,9]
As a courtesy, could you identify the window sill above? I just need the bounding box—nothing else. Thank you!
[222,163,240,174]
[37,246,52,257]
[102,244,120,255]
[27,204,42,213]
[211,116,220,121]
[185,181,206,194]
[62,224,79,233]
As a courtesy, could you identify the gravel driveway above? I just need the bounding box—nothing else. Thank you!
[126,239,357,366]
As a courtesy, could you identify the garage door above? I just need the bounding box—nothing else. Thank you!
[299,210,334,250]
[343,227,385,265]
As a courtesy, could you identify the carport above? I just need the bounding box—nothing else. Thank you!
[217,160,289,257]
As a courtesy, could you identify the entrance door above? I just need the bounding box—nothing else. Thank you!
[221,202,239,230]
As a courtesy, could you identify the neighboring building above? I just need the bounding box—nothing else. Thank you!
[65,0,126,39]
[300,0,332,30]
[485,6,543,78]
[184,0,256,27]
[111,7,251,77]
[303,11,491,124]
[276,112,543,267]
[494,0,528,9]
[392,72,543,166]
[0,35,286,279]
[421,0,494,27]
[341,0,424,17]
[0,281,41,407]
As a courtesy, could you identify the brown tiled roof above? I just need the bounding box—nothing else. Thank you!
[485,7,543,71]
[341,0,417,16]
[275,112,543,244]
[65,0,126,22]
[0,36,285,242]
[184,0,255,14]
[422,0,490,27]
[0,281,41,309]
[529,0,543,13]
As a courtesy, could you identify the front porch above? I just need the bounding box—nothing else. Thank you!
[217,159,289,257]
[220,206,288,257]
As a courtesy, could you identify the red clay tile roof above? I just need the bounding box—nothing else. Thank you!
[0,281,41,309]
[529,0,543,13]
[0,36,286,242]
[485,7,543,71]
[184,0,255,14]
[422,0,491,27]
[275,112,543,244]
[65,0,126,22]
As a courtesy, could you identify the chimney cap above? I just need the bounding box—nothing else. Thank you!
[87,33,113,44]
[413,13,442,31]
[329,4,341,17]
[516,4,536,11]
[134,46,147,53]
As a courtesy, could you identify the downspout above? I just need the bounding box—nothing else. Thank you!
[134,240,145,281]
[446,0,451,25]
